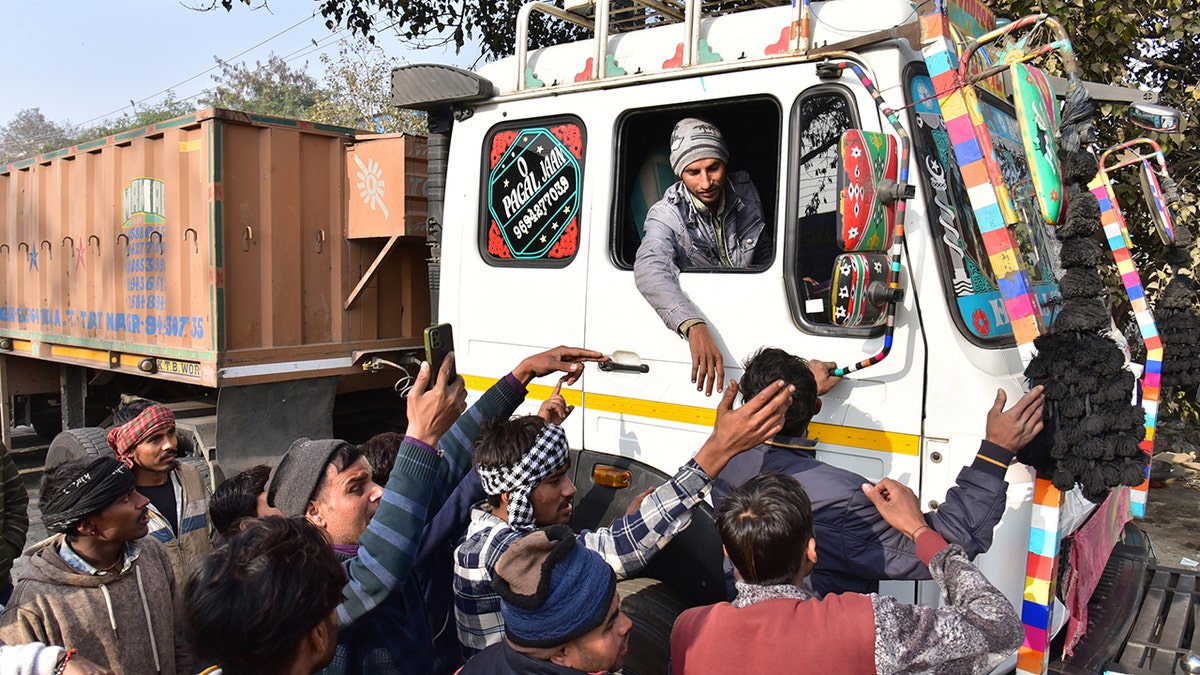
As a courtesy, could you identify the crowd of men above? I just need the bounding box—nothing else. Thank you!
[0,119,1051,674]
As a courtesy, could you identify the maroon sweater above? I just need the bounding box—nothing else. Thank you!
[671,531,1020,675]
[672,586,877,674]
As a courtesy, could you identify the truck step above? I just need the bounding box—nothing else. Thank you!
[1110,564,1200,674]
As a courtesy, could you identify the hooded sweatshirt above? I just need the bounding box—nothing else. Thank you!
[0,535,191,675]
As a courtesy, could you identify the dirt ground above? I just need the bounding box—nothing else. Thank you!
[1140,420,1200,568]
[1140,478,1200,568]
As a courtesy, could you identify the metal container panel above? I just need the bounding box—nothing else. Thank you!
[0,109,429,387]
[347,134,429,238]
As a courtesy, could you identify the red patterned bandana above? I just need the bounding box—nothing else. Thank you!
[107,404,176,465]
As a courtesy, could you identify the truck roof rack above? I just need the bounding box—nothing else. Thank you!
[562,0,785,33]
[514,0,797,90]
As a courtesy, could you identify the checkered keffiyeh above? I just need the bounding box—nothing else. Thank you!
[477,424,568,533]
[107,403,176,465]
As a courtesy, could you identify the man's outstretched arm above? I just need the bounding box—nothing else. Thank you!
[635,209,725,396]
[339,356,466,628]
[923,385,1046,556]
[814,386,1046,589]
[581,380,793,574]
[863,479,1022,675]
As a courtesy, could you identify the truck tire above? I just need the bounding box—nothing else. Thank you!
[29,396,62,441]
[179,456,223,496]
[46,428,114,469]
[615,578,687,675]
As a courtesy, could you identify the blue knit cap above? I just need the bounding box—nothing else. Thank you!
[494,524,617,648]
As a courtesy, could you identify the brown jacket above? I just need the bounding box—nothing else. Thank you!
[0,535,192,675]
[142,462,212,587]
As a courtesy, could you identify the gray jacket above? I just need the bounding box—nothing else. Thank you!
[633,171,770,333]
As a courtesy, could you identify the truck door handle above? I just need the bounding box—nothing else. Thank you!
[598,361,649,374]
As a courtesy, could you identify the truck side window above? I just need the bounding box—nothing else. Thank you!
[611,97,781,269]
[480,117,585,267]
[787,88,862,330]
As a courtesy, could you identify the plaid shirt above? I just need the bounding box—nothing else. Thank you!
[143,464,212,584]
[58,540,141,576]
[453,459,711,652]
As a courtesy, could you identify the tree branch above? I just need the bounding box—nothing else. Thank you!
[1130,54,1193,75]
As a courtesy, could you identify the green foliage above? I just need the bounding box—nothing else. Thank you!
[199,53,324,119]
[74,92,200,144]
[305,36,427,134]
[1162,389,1200,427]
[991,0,1200,423]
[0,108,75,165]
[217,0,584,60]
[4,42,430,159]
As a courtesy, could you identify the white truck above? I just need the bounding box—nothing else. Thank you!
[391,0,1185,672]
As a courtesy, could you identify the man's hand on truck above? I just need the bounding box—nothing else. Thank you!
[406,353,469,447]
[984,385,1046,456]
[806,358,843,396]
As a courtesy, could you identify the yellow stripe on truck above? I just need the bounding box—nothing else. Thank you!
[463,374,920,456]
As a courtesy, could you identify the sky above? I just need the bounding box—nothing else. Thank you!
[1,1,482,129]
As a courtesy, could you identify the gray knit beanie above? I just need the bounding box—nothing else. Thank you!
[669,118,729,177]
[267,438,350,517]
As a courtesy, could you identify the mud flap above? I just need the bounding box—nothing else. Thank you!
[1051,522,1155,673]
[215,377,337,475]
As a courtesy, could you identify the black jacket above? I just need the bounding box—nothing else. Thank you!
[459,642,593,675]
[714,434,1011,595]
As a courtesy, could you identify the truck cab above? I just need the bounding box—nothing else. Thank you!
[395,0,1167,671]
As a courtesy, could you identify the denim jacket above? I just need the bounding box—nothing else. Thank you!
[633,171,769,333]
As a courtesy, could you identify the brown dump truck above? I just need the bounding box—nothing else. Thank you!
[0,108,433,479]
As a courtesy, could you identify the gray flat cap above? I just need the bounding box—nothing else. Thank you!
[267,437,350,518]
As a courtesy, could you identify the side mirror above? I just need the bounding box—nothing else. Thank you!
[1139,159,1176,245]
[1128,102,1182,133]
[1010,62,1064,225]
[837,129,899,252]
[829,253,902,327]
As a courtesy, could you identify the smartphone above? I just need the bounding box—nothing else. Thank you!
[423,323,457,382]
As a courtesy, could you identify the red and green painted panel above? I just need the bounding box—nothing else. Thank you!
[837,129,897,252]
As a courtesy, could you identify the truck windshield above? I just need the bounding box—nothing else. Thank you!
[906,73,1060,344]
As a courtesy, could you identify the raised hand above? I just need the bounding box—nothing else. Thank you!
[537,377,575,425]
[514,346,610,386]
[694,379,793,477]
[406,353,468,446]
[985,385,1046,452]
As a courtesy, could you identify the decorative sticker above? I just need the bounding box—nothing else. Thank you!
[485,123,584,262]
[908,75,1059,340]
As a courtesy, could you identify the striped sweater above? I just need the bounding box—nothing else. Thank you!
[325,375,526,675]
